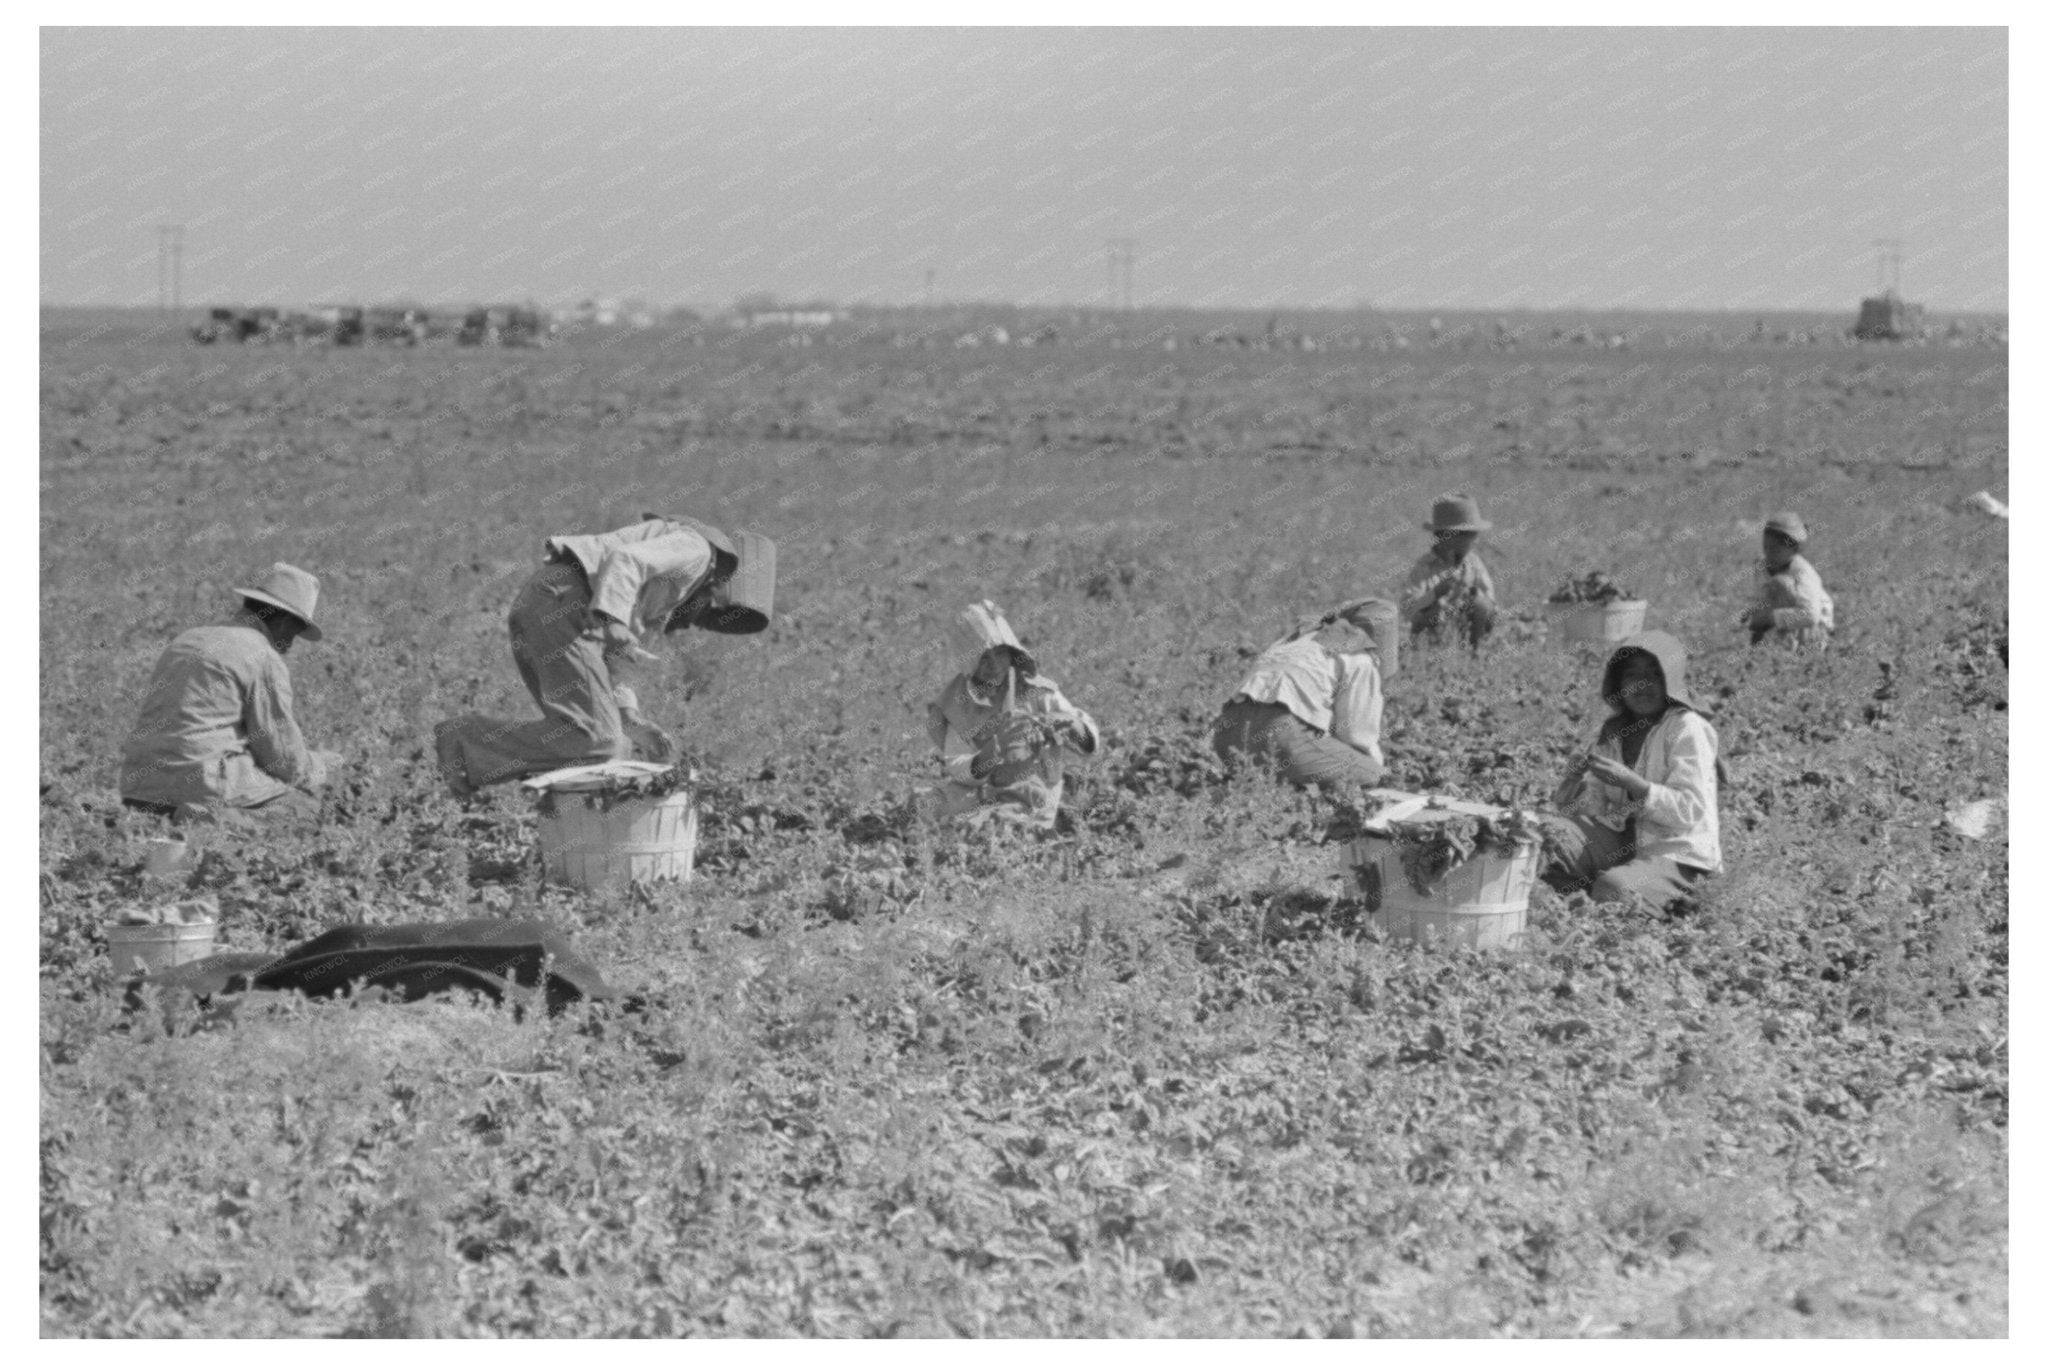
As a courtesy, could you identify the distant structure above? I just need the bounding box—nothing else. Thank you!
[560,296,655,330]
[732,307,839,329]
[1853,238,1927,341]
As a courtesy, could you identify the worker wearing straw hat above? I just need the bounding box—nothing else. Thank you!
[926,601,1099,830]
[120,561,344,826]
[434,513,777,797]
[1214,598,1398,790]
[1400,493,1499,649]
[1743,511,1835,650]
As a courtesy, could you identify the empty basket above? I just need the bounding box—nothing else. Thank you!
[106,920,217,976]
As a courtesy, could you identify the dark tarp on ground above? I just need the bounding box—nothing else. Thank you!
[124,917,615,1021]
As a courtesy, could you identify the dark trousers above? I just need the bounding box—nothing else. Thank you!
[1213,699,1384,790]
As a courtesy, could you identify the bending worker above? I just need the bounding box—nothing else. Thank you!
[435,514,775,796]
[1213,597,1398,789]
[120,561,343,826]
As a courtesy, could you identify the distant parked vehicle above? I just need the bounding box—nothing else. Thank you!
[458,306,552,347]
[190,306,281,344]
[364,307,428,346]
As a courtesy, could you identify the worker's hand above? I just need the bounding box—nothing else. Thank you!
[1742,606,1776,633]
[1048,714,1089,747]
[1583,754,1649,797]
[593,613,637,649]
[622,717,677,765]
[595,616,659,667]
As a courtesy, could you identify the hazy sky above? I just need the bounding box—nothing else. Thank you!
[40,26,2007,312]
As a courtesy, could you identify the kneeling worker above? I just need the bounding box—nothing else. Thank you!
[1542,630,1722,912]
[120,561,343,826]
[1213,597,1398,790]
[926,601,1100,830]
[434,514,776,796]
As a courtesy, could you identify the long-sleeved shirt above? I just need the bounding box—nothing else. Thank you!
[1753,554,1834,647]
[1400,547,1496,627]
[120,611,324,809]
[1229,636,1384,764]
[927,671,1099,826]
[545,519,717,713]
[1563,707,1722,873]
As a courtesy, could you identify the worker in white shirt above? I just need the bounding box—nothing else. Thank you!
[1213,597,1398,790]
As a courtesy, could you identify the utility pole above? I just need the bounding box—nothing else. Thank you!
[1873,237,1904,297]
[157,224,185,313]
[1105,237,1136,310]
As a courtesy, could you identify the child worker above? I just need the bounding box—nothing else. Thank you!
[1543,630,1722,912]
[1400,493,1499,648]
[926,601,1100,830]
[1744,510,1835,649]
[1213,597,1398,790]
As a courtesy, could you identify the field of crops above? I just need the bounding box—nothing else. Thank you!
[39,309,2008,1337]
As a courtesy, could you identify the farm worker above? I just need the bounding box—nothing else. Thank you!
[433,515,776,797]
[1744,511,1835,649]
[1213,598,1397,790]
[1400,493,1499,648]
[1542,630,1721,912]
[926,601,1099,830]
[119,562,344,827]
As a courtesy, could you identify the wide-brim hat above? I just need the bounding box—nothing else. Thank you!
[694,529,776,635]
[1426,493,1492,534]
[1334,596,1399,679]
[950,600,1036,677]
[1763,511,1809,544]
[233,562,322,641]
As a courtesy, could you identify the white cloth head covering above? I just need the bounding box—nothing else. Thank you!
[949,600,1036,677]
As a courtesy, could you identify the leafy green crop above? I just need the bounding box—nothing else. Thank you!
[40,316,2008,1338]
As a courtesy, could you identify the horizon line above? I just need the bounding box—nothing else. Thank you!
[37,301,2012,320]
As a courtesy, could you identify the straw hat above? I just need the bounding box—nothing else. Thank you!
[1763,511,1809,545]
[232,562,323,641]
[949,600,1036,677]
[1426,493,1492,533]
